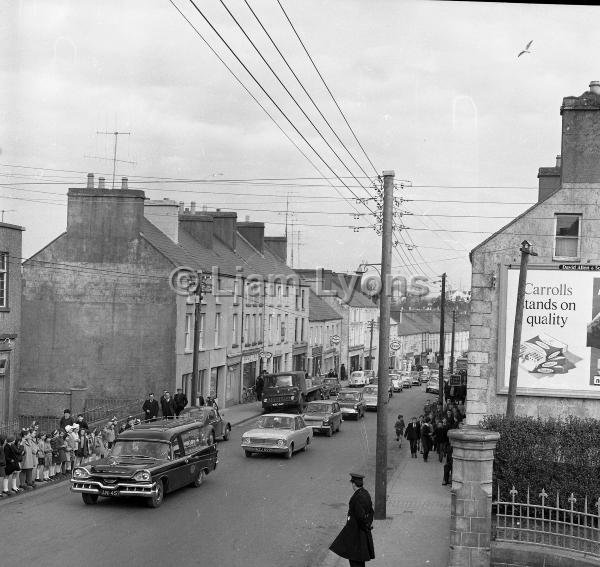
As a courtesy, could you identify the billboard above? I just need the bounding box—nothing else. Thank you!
[499,265,600,398]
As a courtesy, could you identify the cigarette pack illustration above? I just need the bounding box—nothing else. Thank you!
[519,333,568,374]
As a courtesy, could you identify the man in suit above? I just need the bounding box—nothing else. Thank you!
[330,473,375,567]
[173,388,188,417]
[142,393,159,422]
[161,391,176,419]
[404,417,421,458]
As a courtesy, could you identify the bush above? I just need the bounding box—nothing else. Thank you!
[481,414,600,511]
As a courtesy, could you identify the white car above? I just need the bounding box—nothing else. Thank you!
[349,371,367,387]
[425,378,439,395]
[362,385,379,410]
[241,414,313,459]
[390,375,403,392]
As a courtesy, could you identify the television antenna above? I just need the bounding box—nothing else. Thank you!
[84,131,136,189]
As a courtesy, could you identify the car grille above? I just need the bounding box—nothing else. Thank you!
[249,438,276,445]
[266,395,293,403]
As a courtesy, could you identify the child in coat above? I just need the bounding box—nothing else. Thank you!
[394,414,405,448]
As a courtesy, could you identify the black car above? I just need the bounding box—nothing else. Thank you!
[322,377,341,396]
[71,419,218,508]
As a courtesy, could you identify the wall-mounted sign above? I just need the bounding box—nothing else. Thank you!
[499,265,600,398]
[390,340,401,351]
[259,351,273,360]
[330,335,341,345]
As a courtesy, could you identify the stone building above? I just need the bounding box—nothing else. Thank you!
[307,290,343,376]
[467,81,600,425]
[0,221,25,422]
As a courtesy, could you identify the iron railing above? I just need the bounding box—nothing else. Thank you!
[0,418,20,438]
[494,485,600,558]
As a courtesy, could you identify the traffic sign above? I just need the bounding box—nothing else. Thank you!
[259,351,273,360]
[389,339,401,351]
[330,335,341,345]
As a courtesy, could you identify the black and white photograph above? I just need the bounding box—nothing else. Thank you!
[2,1,600,566]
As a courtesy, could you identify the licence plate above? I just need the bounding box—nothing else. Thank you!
[272,403,284,406]
[100,489,119,497]
[254,447,274,452]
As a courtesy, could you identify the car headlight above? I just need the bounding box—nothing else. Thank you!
[72,467,90,479]
[262,398,268,402]
[242,436,250,445]
[353,404,359,409]
[277,439,285,447]
[290,392,296,399]
[133,470,151,482]
[323,419,331,425]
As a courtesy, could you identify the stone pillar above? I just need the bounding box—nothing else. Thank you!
[448,425,500,567]
[69,387,88,416]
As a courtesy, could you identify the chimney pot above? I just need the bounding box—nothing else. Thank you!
[590,81,600,95]
[202,204,207,213]
[556,155,562,168]
[245,215,250,222]
[179,201,185,213]
[190,201,196,214]
[185,207,190,213]
[216,208,221,212]
[98,177,106,189]
[86,173,94,189]
[121,177,128,190]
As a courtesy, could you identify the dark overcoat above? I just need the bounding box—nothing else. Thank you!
[404,422,420,441]
[329,487,375,562]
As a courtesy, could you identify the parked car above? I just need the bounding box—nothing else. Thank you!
[241,414,313,459]
[411,371,421,386]
[401,375,412,389]
[179,406,231,442]
[364,370,376,384]
[348,370,368,387]
[71,419,218,508]
[362,385,379,411]
[322,377,341,397]
[337,389,366,420]
[303,400,343,436]
[425,378,439,394]
[390,375,403,392]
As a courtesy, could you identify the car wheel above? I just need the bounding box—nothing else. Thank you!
[147,479,165,508]
[302,437,310,451]
[222,426,231,441]
[82,493,98,505]
[193,468,205,487]
[285,443,294,459]
[326,426,333,437]
[244,450,252,458]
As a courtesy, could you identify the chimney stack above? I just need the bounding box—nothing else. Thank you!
[245,215,250,222]
[190,201,196,214]
[556,155,562,168]
[121,177,128,190]
[179,201,185,214]
[202,204,207,213]
[590,81,600,95]
[86,173,94,189]
[98,177,106,190]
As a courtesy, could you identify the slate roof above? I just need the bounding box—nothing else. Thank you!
[309,290,342,322]
[330,275,378,309]
[390,310,470,337]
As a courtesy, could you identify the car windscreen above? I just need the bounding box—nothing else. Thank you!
[257,415,293,429]
[350,372,364,378]
[338,392,359,401]
[111,440,170,460]
[265,374,294,388]
[324,379,337,385]
[306,403,331,413]
[363,387,378,395]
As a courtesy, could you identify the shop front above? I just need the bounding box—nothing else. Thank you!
[311,346,323,377]
[226,354,241,407]
[242,353,259,389]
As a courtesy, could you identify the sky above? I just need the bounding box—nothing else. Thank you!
[2,0,600,294]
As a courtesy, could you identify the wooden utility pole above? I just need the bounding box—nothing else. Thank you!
[506,240,537,418]
[438,273,446,405]
[367,319,375,370]
[190,271,212,406]
[375,170,394,520]
[450,310,456,374]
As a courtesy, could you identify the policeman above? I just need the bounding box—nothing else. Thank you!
[329,473,375,567]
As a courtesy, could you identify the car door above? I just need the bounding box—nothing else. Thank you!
[168,435,189,491]
[180,427,207,484]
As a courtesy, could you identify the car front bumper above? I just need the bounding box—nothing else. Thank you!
[241,444,288,453]
[71,478,157,498]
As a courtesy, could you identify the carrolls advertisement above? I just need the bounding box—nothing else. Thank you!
[502,265,600,396]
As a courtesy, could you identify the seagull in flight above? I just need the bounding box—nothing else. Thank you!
[518,40,533,58]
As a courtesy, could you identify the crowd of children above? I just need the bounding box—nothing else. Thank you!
[0,409,135,498]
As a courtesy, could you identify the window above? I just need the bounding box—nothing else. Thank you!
[184,314,193,351]
[0,252,7,308]
[199,313,206,350]
[252,314,257,343]
[294,317,299,342]
[244,314,250,345]
[268,314,273,345]
[232,314,238,346]
[277,315,282,342]
[233,279,240,304]
[284,314,289,342]
[258,314,263,343]
[215,313,222,347]
[301,289,306,310]
[301,318,305,342]
[554,214,581,259]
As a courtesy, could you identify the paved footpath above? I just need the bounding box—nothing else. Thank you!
[321,444,451,567]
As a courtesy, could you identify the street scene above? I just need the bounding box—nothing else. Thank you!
[3,2,600,567]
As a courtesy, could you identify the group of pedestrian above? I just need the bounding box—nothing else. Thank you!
[142,389,189,421]
[399,399,465,485]
[0,409,108,498]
